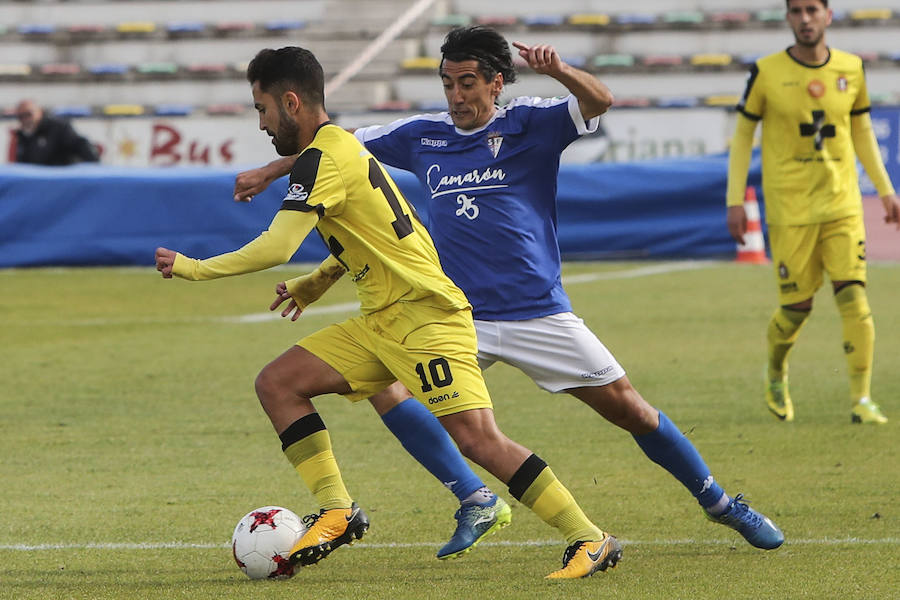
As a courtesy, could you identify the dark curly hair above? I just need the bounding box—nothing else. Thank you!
[440,26,517,85]
[786,0,827,7]
[246,46,325,107]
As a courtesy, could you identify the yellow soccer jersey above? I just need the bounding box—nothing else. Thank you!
[737,48,870,225]
[282,123,469,314]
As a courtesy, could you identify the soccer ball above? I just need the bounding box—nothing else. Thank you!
[231,506,307,580]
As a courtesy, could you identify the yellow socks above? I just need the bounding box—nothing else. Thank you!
[280,414,352,511]
[766,306,810,381]
[834,284,874,403]
[508,454,604,545]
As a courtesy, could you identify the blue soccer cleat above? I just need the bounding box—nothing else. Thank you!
[708,494,784,550]
[436,494,512,559]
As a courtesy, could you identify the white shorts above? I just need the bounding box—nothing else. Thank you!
[474,312,626,393]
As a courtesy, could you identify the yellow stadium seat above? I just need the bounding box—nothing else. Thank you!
[103,104,145,116]
[116,22,157,34]
[568,14,611,26]
[690,53,733,67]
[402,57,441,70]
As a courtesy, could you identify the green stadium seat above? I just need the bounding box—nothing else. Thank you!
[430,15,471,27]
[137,62,179,75]
[592,54,636,68]
[662,11,704,25]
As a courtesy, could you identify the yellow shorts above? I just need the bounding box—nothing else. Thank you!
[768,214,867,305]
[298,302,493,418]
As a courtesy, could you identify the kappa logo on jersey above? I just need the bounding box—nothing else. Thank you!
[486,132,503,158]
[420,137,448,148]
[284,183,309,202]
[455,193,479,220]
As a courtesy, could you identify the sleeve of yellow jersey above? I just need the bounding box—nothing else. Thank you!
[726,114,758,207]
[171,209,319,280]
[851,112,896,198]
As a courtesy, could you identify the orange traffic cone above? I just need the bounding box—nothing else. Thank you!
[736,186,768,264]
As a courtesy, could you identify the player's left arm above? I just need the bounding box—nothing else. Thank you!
[512,41,613,120]
[851,112,900,229]
[155,209,319,281]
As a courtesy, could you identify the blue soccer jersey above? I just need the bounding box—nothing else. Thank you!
[355,94,598,320]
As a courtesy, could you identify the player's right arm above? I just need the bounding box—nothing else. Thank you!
[270,254,347,320]
[234,155,298,202]
[726,64,764,244]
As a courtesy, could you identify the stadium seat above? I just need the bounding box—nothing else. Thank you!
[430,15,471,27]
[116,22,157,35]
[264,20,306,32]
[88,63,130,76]
[67,24,107,36]
[53,105,93,118]
[521,15,565,27]
[568,14,611,27]
[0,64,32,77]
[704,95,740,107]
[154,104,194,116]
[40,63,82,76]
[642,55,684,67]
[214,22,256,35]
[103,104,145,116]
[656,97,700,108]
[738,53,763,65]
[166,22,207,36]
[613,97,652,108]
[755,9,785,23]
[661,11,704,25]
[850,9,893,22]
[17,24,57,36]
[402,57,441,71]
[136,62,179,76]
[690,53,733,67]
[186,63,229,77]
[561,55,587,69]
[416,100,447,112]
[710,11,752,25]
[615,14,656,27]
[474,16,518,27]
[205,103,249,115]
[592,54,636,69]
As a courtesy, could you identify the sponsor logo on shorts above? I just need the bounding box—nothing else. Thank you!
[427,390,459,405]
[780,282,798,293]
[581,366,615,379]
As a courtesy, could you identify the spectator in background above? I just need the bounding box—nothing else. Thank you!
[726,0,899,424]
[13,99,99,165]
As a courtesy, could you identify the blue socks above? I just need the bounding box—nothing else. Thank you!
[633,411,726,510]
[380,398,484,502]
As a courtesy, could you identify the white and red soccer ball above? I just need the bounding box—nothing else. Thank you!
[231,506,307,580]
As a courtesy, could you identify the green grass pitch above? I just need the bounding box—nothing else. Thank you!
[1,261,898,599]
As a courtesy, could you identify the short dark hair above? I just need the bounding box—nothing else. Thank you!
[440,26,517,85]
[786,0,828,7]
[246,46,325,107]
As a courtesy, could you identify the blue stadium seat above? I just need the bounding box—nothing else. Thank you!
[166,22,206,35]
[154,104,194,116]
[264,20,306,32]
[656,97,700,108]
[88,63,130,75]
[53,105,93,118]
[18,24,57,35]
[521,15,565,27]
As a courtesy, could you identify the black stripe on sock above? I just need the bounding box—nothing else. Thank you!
[279,413,326,451]
[507,454,548,501]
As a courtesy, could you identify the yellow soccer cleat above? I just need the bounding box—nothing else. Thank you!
[290,502,369,566]
[851,398,888,424]
[545,534,622,579]
[766,376,794,422]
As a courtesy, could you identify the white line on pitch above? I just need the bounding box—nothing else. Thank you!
[4,537,897,551]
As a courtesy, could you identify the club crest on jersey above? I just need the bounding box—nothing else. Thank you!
[836,75,848,92]
[284,183,308,202]
[807,79,825,98]
[778,261,789,279]
[486,132,503,158]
